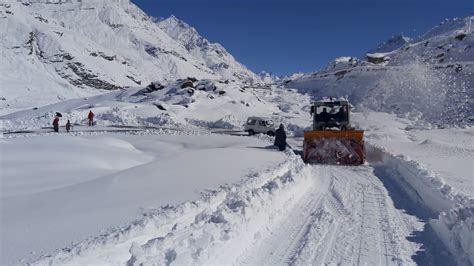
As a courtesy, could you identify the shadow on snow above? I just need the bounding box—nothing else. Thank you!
[372,165,457,266]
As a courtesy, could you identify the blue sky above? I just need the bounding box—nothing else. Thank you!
[131,0,473,76]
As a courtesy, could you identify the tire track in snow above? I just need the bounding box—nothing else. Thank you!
[243,165,424,266]
[35,153,313,265]
[237,166,331,265]
[34,155,425,265]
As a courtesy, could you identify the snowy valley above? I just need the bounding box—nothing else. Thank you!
[0,0,473,265]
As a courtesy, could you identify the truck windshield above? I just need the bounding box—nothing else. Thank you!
[315,105,347,122]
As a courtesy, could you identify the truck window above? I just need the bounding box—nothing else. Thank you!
[247,119,256,125]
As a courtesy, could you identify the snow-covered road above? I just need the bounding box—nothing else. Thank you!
[239,164,456,265]
[2,124,471,265]
[33,152,457,265]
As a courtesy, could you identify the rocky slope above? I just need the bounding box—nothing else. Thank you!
[156,15,261,85]
[286,16,474,126]
[0,0,261,114]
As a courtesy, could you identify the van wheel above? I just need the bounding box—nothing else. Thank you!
[267,131,274,136]
[248,130,255,136]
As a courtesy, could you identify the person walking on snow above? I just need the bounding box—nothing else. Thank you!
[274,124,287,151]
[66,120,71,133]
[52,116,60,132]
[88,110,95,126]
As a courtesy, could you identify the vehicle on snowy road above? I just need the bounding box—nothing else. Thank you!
[244,117,277,136]
[303,99,365,165]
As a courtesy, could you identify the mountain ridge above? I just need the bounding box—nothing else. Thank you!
[0,0,261,113]
[285,15,473,126]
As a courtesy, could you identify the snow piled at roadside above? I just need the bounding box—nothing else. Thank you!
[34,152,313,265]
[367,144,474,265]
[432,206,474,265]
[186,114,244,130]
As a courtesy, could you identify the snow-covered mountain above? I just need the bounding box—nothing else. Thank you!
[368,34,412,54]
[0,0,261,113]
[156,15,261,85]
[258,71,281,84]
[286,16,474,126]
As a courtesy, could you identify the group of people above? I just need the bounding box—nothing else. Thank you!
[312,106,347,122]
[52,110,95,133]
[51,110,291,153]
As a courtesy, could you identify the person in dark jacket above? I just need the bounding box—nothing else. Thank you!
[66,120,71,133]
[319,108,330,122]
[52,117,60,132]
[274,124,287,151]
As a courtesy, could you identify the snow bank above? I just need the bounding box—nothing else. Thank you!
[187,114,244,130]
[367,144,474,265]
[127,153,311,265]
[431,206,474,265]
[33,152,312,265]
[2,133,287,264]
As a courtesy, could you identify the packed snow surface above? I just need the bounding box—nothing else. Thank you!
[1,2,473,264]
[0,133,285,265]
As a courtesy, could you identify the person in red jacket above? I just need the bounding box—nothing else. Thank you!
[52,117,60,132]
[88,110,95,126]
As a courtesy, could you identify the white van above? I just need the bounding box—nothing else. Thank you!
[244,117,277,136]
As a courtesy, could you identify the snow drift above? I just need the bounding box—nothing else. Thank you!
[367,144,474,265]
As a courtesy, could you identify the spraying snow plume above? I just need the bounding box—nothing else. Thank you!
[367,59,447,120]
[367,58,471,124]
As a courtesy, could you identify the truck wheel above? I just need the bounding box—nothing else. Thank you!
[267,131,275,136]
[248,129,255,136]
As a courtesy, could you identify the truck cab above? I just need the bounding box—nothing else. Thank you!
[310,100,350,130]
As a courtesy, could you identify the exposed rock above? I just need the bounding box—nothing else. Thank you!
[455,32,467,41]
[126,75,141,85]
[366,53,390,64]
[65,62,121,90]
[180,80,194,88]
[143,82,164,92]
[144,44,188,62]
[152,103,167,111]
[195,80,216,91]
[100,54,115,61]
[334,70,349,80]
[34,16,48,23]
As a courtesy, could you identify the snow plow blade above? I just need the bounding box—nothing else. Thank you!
[303,130,365,165]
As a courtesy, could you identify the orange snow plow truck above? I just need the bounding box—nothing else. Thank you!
[303,99,365,165]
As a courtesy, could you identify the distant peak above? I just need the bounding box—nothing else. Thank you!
[161,15,189,26]
[369,33,412,54]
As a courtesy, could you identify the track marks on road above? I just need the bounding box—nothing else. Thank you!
[242,165,424,265]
